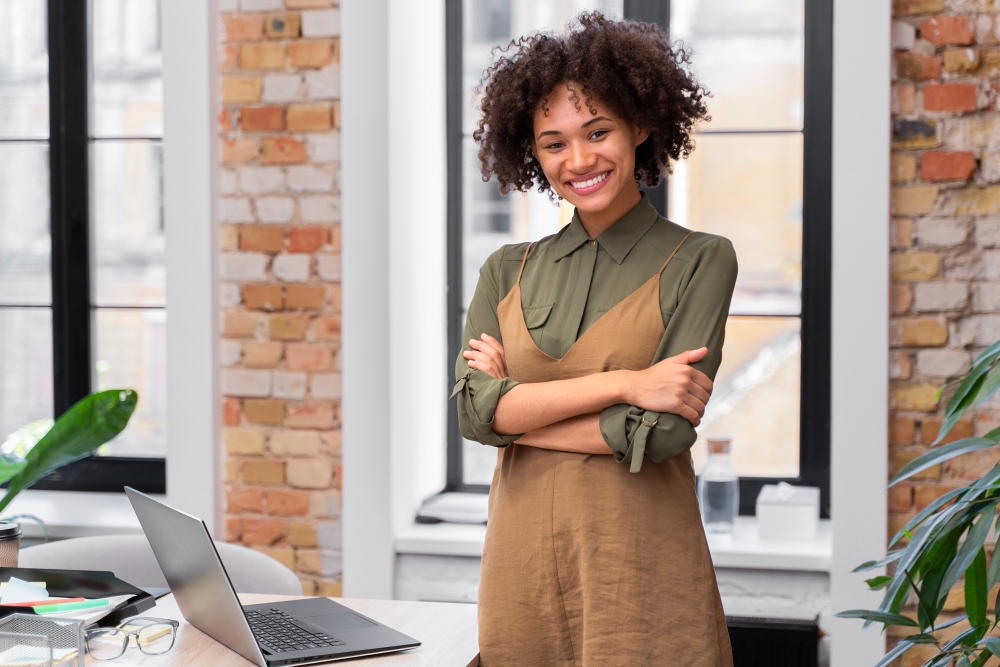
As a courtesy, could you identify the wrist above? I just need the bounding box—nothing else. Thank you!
[608,370,633,405]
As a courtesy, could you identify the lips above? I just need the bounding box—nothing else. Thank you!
[567,170,611,195]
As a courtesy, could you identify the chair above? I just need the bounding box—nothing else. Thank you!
[18,535,303,596]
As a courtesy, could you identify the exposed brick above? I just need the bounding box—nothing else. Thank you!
[920,16,974,46]
[316,254,340,281]
[288,226,329,252]
[255,197,296,223]
[891,186,940,216]
[892,284,914,314]
[891,350,913,379]
[225,516,240,542]
[287,402,336,429]
[895,53,942,80]
[219,107,233,133]
[311,316,341,341]
[310,373,341,400]
[244,341,284,368]
[914,484,960,511]
[912,282,969,311]
[297,549,322,575]
[946,445,1000,478]
[914,218,970,247]
[266,489,311,516]
[262,74,303,102]
[286,285,325,310]
[241,0,284,10]
[916,349,972,378]
[893,317,948,346]
[302,9,339,37]
[287,0,331,7]
[227,486,264,513]
[923,84,978,112]
[894,84,916,114]
[223,311,260,338]
[892,385,941,411]
[241,42,285,70]
[287,457,334,488]
[973,283,1000,312]
[273,371,307,400]
[270,314,310,340]
[289,522,318,547]
[273,254,311,282]
[242,283,284,311]
[223,398,242,426]
[220,198,254,224]
[332,100,341,129]
[239,225,284,253]
[889,485,913,512]
[265,13,301,40]
[891,154,917,183]
[891,253,940,281]
[943,47,979,72]
[920,417,974,445]
[953,187,1000,215]
[254,546,295,571]
[893,20,916,51]
[890,416,917,446]
[287,104,332,132]
[286,343,333,371]
[893,119,937,149]
[221,224,239,251]
[300,195,340,222]
[891,450,941,481]
[222,77,263,103]
[288,40,334,68]
[984,153,1000,183]
[317,580,342,597]
[921,151,976,181]
[225,428,266,455]
[892,218,914,249]
[222,139,260,164]
[222,369,272,398]
[223,14,265,42]
[270,430,322,457]
[262,137,309,165]
[241,517,287,546]
[893,0,944,14]
[244,399,285,425]
[304,66,339,99]
[240,106,285,132]
[243,459,286,487]
[221,45,240,72]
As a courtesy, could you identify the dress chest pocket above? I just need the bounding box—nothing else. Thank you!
[522,303,554,329]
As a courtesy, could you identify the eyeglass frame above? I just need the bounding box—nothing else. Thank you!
[84,616,180,660]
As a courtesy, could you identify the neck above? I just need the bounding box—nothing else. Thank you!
[576,182,643,238]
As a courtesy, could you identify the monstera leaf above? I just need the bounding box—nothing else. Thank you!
[0,390,138,513]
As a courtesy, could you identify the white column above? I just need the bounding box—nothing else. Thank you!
[161,0,220,532]
[829,0,891,663]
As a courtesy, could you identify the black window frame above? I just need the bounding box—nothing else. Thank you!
[445,0,831,517]
[0,1,165,494]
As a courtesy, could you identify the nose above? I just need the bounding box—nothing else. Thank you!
[567,141,597,174]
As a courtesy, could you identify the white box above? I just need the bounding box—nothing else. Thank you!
[756,483,820,541]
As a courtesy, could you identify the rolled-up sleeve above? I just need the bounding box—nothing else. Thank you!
[600,236,738,471]
[451,247,522,447]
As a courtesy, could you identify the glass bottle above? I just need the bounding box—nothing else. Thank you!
[698,437,739,534]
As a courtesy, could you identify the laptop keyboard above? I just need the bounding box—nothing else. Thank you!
[246,608,346,654]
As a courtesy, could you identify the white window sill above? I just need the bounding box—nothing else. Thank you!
[3,490,152,540]
[398,495,832,573]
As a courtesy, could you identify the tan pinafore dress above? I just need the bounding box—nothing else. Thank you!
[478,237,733,667]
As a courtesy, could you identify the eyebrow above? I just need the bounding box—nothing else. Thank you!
[536,116,614,140]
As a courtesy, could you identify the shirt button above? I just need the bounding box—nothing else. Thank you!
[588,240,596,247]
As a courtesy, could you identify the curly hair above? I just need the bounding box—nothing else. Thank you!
[473,12,709,195]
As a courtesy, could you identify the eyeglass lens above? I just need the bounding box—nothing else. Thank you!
[86,629,129,661]
[86,620,176,660]
[137,623,176,654]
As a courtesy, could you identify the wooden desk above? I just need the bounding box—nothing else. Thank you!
[96,594,479,667]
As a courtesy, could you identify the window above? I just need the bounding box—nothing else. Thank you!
[446,0,831,515]
[0,0,165,493]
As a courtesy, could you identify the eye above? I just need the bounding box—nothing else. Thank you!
[590,129,609,140]
[544,141,565,150]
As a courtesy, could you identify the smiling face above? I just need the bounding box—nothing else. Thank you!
[531,82,649,234]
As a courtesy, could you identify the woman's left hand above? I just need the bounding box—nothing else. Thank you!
[464,333,508,380]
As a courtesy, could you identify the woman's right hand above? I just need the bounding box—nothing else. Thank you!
[623,348,714,426]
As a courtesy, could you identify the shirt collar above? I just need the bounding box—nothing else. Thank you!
[551,194,660,264]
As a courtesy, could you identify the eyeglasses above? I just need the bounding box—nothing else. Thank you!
[85,616,180,660]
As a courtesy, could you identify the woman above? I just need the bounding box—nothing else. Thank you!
[452,12,737,666]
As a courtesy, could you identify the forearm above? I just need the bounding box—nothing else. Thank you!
[492,370,630,435]
[515,413,610,454]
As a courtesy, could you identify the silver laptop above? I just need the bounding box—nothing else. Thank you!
[125,487,420,665]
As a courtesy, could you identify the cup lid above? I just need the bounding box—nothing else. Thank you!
[707,437,731,455]
[0,522,21,540]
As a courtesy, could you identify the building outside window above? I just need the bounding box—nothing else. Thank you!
[0,0,165,488]
[447,0,831,513]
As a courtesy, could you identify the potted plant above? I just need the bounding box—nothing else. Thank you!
[837,340,1000,666]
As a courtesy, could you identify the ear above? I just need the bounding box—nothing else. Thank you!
[530,138,538,161]
[635,125,650,146]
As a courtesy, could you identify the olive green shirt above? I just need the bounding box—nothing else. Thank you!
[451,195,738,468]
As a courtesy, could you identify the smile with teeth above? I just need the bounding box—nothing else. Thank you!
[570,172,608,189]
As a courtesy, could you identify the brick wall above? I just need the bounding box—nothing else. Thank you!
[217,0,342,596]
[889,0,1000,660]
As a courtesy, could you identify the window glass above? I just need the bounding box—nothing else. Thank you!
[0,309,53,443]
[0,0,49,139]
[459,0,624,485]
[0,142,50,305]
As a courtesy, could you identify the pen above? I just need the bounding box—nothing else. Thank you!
[0,598,85,607]
[34,599,111,614]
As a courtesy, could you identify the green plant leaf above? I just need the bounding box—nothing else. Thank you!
[939,503,998,604]
[854,551,905,572]
[984,637,1000,655]
[0,455,26,486]
[987,540,1000,593]
[866,575,893,590]
[890,438,999,487]
[938,370,989,445]
[873,640,914,667]
[889,487,968,547]
[902,633,938,644]
[975,364,1000,408]
[918,528,960,628]
[0,390,137,513]
[966,547,989,639]
[942,626,982,651]
[972,340,1000,369]
[834,609,918,627]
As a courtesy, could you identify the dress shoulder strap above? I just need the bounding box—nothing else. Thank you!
[657,232,694,276]
[516,243,534,284]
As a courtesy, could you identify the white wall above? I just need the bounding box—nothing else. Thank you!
[829,0,891,663]
[161,0,219,532]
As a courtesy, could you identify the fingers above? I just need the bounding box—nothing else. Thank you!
[464,335,509,380]
[463,348,502,379]
[665,347,708,365]
[478,334,508,376]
